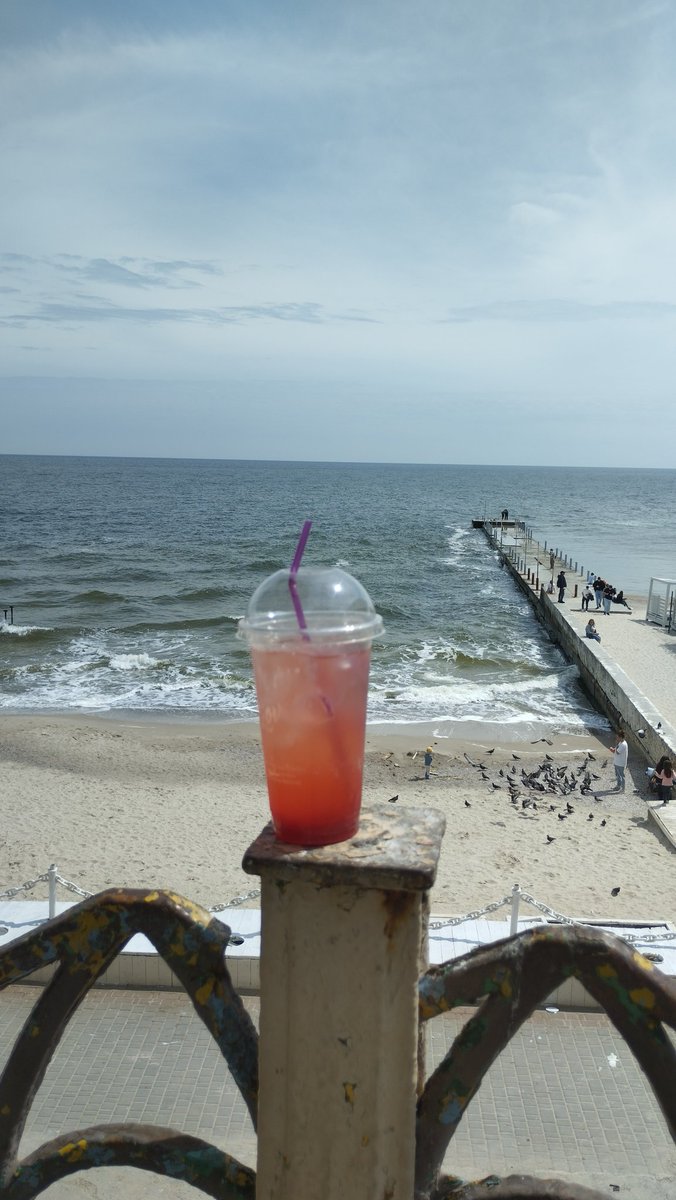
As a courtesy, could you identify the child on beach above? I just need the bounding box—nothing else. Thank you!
[423,746,433,780]
[655,759,674,804]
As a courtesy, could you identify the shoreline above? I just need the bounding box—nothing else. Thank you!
[2,712,672,923]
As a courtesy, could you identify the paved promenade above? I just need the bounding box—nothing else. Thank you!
[3,985,674,1199]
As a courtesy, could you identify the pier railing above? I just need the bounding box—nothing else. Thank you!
[1,805,675,1200]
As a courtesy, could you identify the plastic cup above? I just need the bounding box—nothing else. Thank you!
[239,566,383,846]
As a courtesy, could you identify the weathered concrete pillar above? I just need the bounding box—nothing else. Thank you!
[243,803,445,1200]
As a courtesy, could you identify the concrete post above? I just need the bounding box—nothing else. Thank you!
[48,863,57,918]
[244,804,445,1200]
[509,883,520,935]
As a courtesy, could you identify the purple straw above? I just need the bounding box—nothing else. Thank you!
[289,519,312,634]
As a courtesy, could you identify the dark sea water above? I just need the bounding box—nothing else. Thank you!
[1,456,675,732]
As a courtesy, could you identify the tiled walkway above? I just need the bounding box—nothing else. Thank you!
[3,985,674,1199]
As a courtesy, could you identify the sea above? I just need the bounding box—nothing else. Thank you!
[1,457,675,736]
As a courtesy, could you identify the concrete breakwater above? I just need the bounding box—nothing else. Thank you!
[477,519,676,776]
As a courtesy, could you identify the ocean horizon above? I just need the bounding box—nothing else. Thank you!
[2,455,675,729]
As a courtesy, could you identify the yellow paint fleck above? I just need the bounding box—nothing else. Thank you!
[195,978,214,1006]
[343,1082,357,1105]
[629,987,655,1010]
[59,1139,88,1162]
[29,1025,40,1038]
[143,891,161,903]
[500,977,513,999]
[633,952,654,972]
[1,1104,11,1116]
[597,963,617,980]
[361,1135,370,1147]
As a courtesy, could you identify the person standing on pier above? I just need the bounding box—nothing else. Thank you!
[582,586,594,611]
[556,570,567,603]
[594,577,605,609]
[610,730,628,793]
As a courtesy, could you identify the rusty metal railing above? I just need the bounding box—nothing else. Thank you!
[0,891,674,1199]
[0,889,258,1199]
[416,923,676,1199]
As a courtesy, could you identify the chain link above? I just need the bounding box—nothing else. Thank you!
[54,875,93,899]
[0,873,50,901]
[210,889,261,913]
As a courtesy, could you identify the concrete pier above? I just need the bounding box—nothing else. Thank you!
[476,519,676,849]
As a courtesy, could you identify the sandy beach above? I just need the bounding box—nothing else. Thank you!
[2,713,673,922]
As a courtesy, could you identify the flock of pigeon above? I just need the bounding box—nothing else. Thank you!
[460,740,613,846]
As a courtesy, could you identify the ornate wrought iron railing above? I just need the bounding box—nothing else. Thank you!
[0,889,258,1200]
[0,889,674,1199]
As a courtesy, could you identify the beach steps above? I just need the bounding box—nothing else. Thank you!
[3,901,674,1009]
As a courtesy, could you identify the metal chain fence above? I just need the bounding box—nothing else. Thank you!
[1,871,674,948]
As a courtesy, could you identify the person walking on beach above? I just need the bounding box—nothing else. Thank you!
[423,746,433,780]
[602,584,614,615]
[655,759,674,804]
[610,730,628,792]
[556,570,567,603]
[585,618,601,642]
[594,578,605,610]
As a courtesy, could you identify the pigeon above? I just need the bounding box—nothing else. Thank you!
[557,813,567,821]
[481,772,490,780]
[601,759,608,769]
[657,721,662,730]
[587,813,594,821]
[545,754,553,761]
[492,782,502,790]
[601,819,607,827]
[546,835,555,844]
[512,753,520,760]
[566,802,575,814]
[588,753,596,761]
[388,795,398,803]
[611,887,621,897]
[464,800,471,808]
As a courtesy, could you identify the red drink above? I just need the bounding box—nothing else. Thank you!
[251,640,371,845]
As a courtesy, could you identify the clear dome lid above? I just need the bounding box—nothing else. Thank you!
[238,566,383,646]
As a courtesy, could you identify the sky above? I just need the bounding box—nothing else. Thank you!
[2,0,676,465]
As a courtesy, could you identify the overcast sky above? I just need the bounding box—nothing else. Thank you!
[2,0,676,465]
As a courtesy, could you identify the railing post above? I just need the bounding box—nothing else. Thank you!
[510,883,521,935]
[48,863,57,918]
[244,804,445,1200]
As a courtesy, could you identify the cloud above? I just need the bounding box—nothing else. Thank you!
[441,299,676,323]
